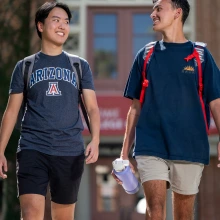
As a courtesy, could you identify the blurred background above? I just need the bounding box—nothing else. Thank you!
[0,0,220,219]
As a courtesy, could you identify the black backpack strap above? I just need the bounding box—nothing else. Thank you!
[73,62,82,93]
[74,63,91,133]
[65,52,91,133]
[22,54,36,92]
[64,52,82,90]
[15,54,35,130]
[23,62,31,103]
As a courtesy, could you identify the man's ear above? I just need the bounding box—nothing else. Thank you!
[174,8,182,19]
[37,22,44,33]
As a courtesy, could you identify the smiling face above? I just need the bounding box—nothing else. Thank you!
[37,7,70,47]
[150,0,181,33]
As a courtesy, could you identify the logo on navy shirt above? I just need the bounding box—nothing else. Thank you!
[29,67,77,89]
[182,66,195,74]
[46,82,61,96]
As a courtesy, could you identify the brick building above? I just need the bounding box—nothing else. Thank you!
[195,1,220,219]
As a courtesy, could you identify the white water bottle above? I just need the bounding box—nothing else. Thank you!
[112,158,140,194]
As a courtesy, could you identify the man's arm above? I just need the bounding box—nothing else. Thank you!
[209,98,220,167]
[0,93,23,178]
[82,89,100,164]
[121,99,141,160]
[112,99,141,184]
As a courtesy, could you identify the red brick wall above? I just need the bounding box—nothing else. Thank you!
[195,1,220,219]
[196,0,220,67]
[198,157,220,220]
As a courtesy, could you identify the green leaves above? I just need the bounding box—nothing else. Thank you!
[0,0,32,219]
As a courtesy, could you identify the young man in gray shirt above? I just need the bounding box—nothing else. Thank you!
[0,2,100,220]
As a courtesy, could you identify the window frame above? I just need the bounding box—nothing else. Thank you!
[87,7,157,92]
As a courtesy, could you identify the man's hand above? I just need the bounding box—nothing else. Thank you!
[111,158,136,185]
[111,170,123,185]
[0,154,7,179]
[217,141,220,168]
[85,140,99,164]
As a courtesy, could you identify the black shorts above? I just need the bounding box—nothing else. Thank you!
[16,149,85,204]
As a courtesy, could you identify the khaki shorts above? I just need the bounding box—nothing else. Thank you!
[136,156,204,195]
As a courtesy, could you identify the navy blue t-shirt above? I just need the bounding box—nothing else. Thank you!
[124,41,220,165]
[9,51,95,156]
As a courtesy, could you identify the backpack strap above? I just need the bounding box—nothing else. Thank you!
[64,52,82,91]
[74,62,91,133]
[184,42,208,133]
[22,54,36,111]
[140,41,157,106]
[65,52,91,133]
[15,54,35,130]
[22,54,36,91]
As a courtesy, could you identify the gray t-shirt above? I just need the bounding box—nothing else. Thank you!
[9,51,95,156]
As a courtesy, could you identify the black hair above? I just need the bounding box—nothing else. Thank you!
[171,0,190,24]
[35,1,72,39]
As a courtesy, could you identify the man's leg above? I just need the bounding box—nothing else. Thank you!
[172,192,196,220]
[136,156,171,220]
[20,194,45,220]
[51,202,75,220]
[169,161,204,220]
[17,150,50,220]
[49,154,85,220]
[143,180,167,220]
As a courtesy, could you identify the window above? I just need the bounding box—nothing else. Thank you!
[94,14,117,80]
[88,8,157,92]
[70,7,80,25]
[64,33,79,51]
[132,13,156,58]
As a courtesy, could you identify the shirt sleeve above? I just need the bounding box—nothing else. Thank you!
[203,48,220,103]
[9,60,24,94]
[80,58,95,91]
[123,48,145,100]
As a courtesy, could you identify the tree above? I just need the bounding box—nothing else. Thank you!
[0,0,31,219]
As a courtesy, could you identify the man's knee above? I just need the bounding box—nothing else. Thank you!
[21,205,43,219]
[173,192,196,207]
[20,194,45,220]
[147,200,165,210]
[173,192,196,220]
[51,202,75,220]
[143,180,167,218]
[146,199,166,217]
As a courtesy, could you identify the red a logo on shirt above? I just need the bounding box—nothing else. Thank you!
[46,82,62,96]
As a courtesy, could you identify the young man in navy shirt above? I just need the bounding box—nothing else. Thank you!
[113,0,220,219]
[0,2,100,220]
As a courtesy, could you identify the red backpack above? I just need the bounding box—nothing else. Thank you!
[140,41,208,133]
